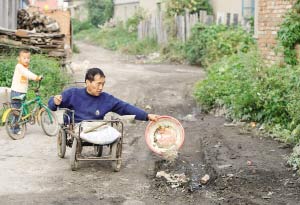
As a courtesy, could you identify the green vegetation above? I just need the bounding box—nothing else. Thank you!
[74,14,159,55]
[194,47,300,171]
[277,0,300,65]
[0,54,69,102]
[165,0,213,16]
[185,24,254,67]
[86,0,113,27]
[72,43,80,53]
[72,18,94,35]
[72,1,300,171]
[194,49,300,132]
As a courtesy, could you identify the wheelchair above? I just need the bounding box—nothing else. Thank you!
[56,108,124,172]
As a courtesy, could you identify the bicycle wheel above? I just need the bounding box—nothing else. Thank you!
[5,109,26,140]
[57,129,67,158]
[40,108,59,136]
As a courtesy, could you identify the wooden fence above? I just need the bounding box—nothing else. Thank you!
[138,10,244,44]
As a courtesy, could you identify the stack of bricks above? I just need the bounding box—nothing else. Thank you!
[257,0,295,64]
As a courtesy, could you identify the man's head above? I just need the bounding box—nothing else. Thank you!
[18,49,31,68]
[85,68,106,96]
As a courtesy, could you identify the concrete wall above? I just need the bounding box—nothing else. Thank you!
[113,0,163,22]
[257,0,294,64]
[139,0,162,14]
[210,0,242,23]
[0,0,21,29]
[114,1,139,22]
[69,0,88,21]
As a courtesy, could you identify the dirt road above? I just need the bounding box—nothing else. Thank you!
[1,41,299,205]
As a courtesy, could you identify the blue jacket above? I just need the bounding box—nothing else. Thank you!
[48,87,148,123]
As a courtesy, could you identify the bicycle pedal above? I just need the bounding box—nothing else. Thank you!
[29,118,35,125]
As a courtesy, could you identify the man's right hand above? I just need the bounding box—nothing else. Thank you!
[54,95,62,106]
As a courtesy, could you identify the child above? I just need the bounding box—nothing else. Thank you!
[10,49,42,135]
[10,49,42,109]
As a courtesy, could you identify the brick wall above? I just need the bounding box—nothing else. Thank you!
[258,0,294,64]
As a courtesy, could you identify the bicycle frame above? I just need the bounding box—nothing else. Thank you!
[8,80,54,126]
[19,95,45,123]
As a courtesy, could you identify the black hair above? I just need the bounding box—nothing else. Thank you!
[85,68,106,82]
[19,49,30,56]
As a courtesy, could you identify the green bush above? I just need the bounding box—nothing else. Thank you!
[185,24,255,67]
[160,40,187,63]
[194,47,300,144]
[87,0,113,27]
[120,37,159,55]
[75,22,159,55]
[72,43,80,53]
[72,18,94,35]
[165,0,213,16]
[0,54,69,103]
[277,0,300,65]
[125,8,147,33]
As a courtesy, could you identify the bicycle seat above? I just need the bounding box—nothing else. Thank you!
[12,94,26,101]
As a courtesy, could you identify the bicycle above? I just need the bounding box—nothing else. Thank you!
[2,78,59,140]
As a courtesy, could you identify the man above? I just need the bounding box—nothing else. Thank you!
[48,67,159,123]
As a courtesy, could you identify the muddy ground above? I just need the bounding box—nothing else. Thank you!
[1,41,300,205]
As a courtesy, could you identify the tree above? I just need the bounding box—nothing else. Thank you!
[87,0,113,27]
[165,0,213,16]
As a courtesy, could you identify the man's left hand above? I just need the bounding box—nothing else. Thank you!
[148,114,160,122]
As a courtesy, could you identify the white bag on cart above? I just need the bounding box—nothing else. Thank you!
[80,125,121,145]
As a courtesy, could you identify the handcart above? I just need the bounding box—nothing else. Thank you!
[57,108,124,172]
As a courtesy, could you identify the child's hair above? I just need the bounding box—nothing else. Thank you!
[18,49,30,56]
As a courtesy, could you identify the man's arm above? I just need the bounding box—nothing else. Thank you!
[110,96,159,121]
[48,95,62,111]
[48,89,71,111]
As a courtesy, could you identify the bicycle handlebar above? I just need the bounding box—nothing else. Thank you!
[33,76,43,93]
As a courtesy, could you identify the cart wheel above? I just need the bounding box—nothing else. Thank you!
[70,138,79,171]
[5,109,26,140]
[57,129,66,158]
[111,139,122,172]
[94,145,103,157]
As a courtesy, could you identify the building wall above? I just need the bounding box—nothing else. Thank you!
[0,0,21,29]
[69,0,88,21]
[257,0,294,64]
[114,1,139,22]
[113,0,163,22]
[29,0,67,10]
[210,0,242,23]
[139,0,162,14]
[210,0,242,15]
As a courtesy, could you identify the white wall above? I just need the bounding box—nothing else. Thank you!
[210,0,243,23]
[113,2,139,22]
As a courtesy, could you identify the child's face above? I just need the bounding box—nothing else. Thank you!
[18,52,30,67]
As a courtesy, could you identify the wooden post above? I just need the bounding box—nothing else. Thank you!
[185,10,190,41]
[199,10,207,24]
[233,14,239,26]
[206,15,214,25]
[226,13,231,26]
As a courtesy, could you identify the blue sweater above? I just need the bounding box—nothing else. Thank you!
[48,88,148,123]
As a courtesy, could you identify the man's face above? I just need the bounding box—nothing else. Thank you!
[86,74,105,96]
